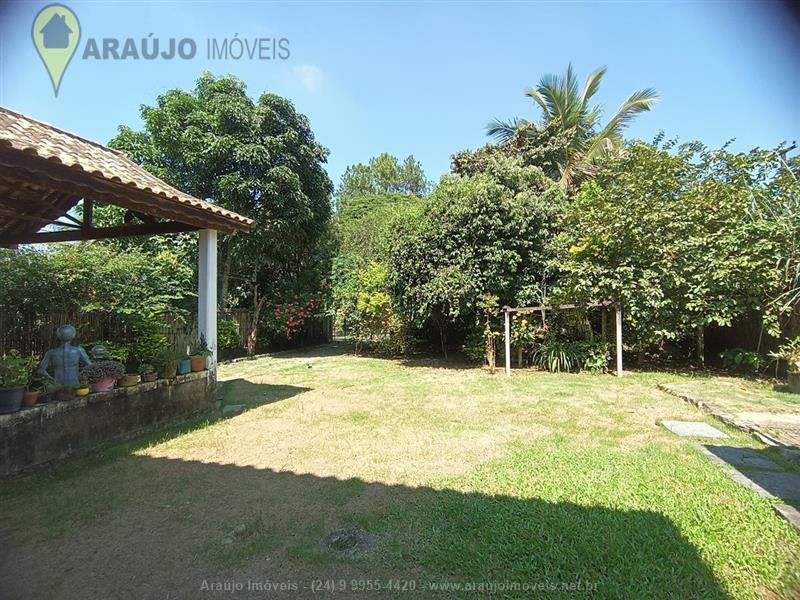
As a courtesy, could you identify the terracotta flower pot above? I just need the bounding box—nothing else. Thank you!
[0,385,25,413]
[190,355,207,372]
[142,372,158,383]
[92,377,116,393]
[22,390,39,407]
[119,374,140,388]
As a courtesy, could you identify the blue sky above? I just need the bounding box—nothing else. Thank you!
[1,1,798,188]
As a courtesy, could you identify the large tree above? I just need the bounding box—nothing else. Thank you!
[329,153,429,352]
[109,72,333,354]
[330,192,421,352]
[335,153,429,213]
[488,64,658,190]
[388,154,565,355]
[555,139,794,362]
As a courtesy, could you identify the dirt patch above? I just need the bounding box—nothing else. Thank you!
[320,527,377,560]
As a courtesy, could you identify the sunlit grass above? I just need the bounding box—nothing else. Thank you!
[0,345,798,599]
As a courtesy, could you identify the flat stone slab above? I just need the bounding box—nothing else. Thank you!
[727,470,800,501]
[222,404,245,416]
[662,420,729,439]
[773,504,800,532]
[700,445,781,471]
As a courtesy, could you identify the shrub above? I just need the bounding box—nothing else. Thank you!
[128,319,168,363]
[0,351,39,387]
[719,348,764,374]
[138,362,155,376]
[463,325,488,362]
[581,341,611,373]
[153,349,182,370]
[771,337,800,373]
[218,319,241,351]
[84,341,130,363]
[532,340,609,373]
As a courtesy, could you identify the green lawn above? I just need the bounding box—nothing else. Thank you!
[659,375,800,416]
[1,344,798,599]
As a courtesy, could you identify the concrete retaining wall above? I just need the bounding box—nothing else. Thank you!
[0,371,215,477]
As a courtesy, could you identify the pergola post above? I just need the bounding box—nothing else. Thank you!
[504,308,511,377]
[198,229,218,374]
[615,304,623,378]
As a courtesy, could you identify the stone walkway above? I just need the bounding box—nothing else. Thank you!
[736,412,800,447]
[658,383,800,448]
[660,420,800,532]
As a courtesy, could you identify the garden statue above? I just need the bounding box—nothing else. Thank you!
[37,324,92,386]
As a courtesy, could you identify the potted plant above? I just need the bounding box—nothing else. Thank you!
[190,335,212,372]
[53,384,78,402]
[75,372,90,397]
[119,373,141,387]
[22,370,48,407]
[154,349,181,379]
[0,351,39,414]
[177,346,192,375]
[772,337,800,393]
[22,386,40,407]
[83,360,125,393]
[139,362,157,383]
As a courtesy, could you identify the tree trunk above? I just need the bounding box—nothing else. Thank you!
[601,309,607,340]
[695,325,705,367]
[246,287,267,356]
[485,325,495,374]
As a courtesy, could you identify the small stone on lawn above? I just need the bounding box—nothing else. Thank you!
[662,420,729,439]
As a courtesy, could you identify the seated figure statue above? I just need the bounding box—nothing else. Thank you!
[37,324,92,386]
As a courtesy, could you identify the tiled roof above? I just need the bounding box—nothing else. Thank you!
[0,106,255,235]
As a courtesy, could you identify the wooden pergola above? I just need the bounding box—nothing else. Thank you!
[0,107,255,370]
[501,301,623,378]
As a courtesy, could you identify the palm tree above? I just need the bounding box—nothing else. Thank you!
[488,64,658,190]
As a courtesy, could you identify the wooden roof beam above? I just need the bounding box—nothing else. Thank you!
[0,151,246,234]
[0,221,200,246]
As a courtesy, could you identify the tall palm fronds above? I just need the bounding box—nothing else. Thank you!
[489,64,658,191]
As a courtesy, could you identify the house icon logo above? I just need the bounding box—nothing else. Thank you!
[40,12,73,49]
[31,4,81,97]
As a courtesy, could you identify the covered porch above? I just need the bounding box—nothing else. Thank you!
[0,107,255,371]
[0,107,254,474]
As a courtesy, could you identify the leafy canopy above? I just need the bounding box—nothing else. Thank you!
[108,71,333,313]
[555,138,798,352]
[389,154,565,329]
[336,153,429,212]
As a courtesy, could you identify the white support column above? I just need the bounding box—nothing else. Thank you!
[615,304,623,378]
[198,229,218,375]
[504,308,511,377]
